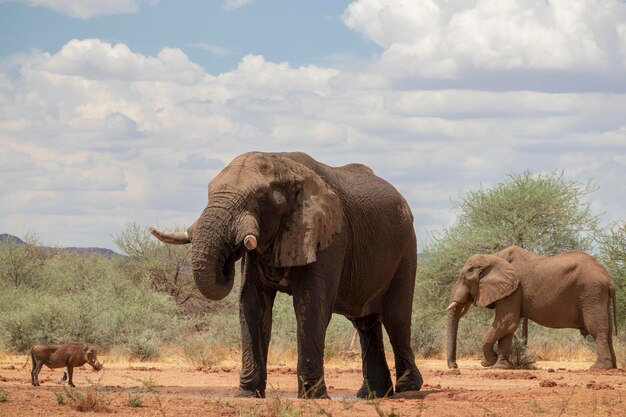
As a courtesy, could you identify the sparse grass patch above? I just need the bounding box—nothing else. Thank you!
[368,398,400,417]
[153,391,168,417]
[126,394,143,407]
[61,381,112,412]
[0,388,9,403]
[528,398,546,413]
[53,390,65,405]
[271,394,300,417]
[132,375,159,393]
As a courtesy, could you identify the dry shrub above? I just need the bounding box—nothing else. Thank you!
[509,337,537,370]
[181,334,233,366]
[59,375,112,413]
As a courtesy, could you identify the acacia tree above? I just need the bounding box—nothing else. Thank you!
[113,223,241,317]
[114,223,199,310]
[412,171,599,354]
[455,171,598,255]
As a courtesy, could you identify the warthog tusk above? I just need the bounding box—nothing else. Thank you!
[446,301,458,311]
[244,235,257,251]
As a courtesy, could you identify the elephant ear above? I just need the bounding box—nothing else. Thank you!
[272,158,343,267]
[475,255,519,308]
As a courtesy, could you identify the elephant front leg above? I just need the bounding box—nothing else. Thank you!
[483,295,521,368]
[292,290,333,398]
[481,327,499,367]
[291,269,342,398]
[492,333,514,369]
[237,264,277,398]
[481,322,518,368]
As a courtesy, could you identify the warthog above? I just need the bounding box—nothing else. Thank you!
[30,343,103,387]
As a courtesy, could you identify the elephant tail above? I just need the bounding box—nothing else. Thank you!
[611,285,618,336]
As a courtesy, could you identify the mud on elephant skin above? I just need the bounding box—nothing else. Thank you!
[151,152,423,399]
[446,246,617,370]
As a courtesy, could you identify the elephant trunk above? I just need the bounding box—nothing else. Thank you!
[446,281,472,369]
[446,304,463,369]
[191,206,259,301]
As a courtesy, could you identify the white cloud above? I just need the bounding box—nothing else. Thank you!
[343,0,626,77]
[39,39,206,83]
[10,0,157,18]
[1,6,625,250]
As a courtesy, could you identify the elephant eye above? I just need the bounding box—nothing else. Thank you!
[478,268,488,279]
[257,194,268,207]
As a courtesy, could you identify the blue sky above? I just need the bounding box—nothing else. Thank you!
[0,0,625,250]
[0,1,379,74]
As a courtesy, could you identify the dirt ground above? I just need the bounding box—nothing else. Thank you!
[1,356,625,417]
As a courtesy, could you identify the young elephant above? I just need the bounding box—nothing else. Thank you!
[447,246,617,370]
[30,343,103,386]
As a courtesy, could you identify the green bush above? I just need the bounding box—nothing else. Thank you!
[0,249,183,356]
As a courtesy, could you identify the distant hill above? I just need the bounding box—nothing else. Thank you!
[62,247,124,259]
[0,234,25,244]
[0,233,124,259]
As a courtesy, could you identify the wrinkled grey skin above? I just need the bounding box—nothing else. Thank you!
[30,343,103,387]
[151,152,423,399]
[447,246,617,370]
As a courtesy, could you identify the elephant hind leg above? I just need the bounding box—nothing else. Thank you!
[589,332,616,369]
[584,298,616,369]
[352,314,393,398]
[586,327,615,369]
[381,254,423,394]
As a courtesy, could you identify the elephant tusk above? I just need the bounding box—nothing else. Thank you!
[446,301,458,311]
[460,303,471,318]
[243,235,257,251]
[150,227,191,245]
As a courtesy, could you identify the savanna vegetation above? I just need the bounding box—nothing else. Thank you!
[0,171,623,364]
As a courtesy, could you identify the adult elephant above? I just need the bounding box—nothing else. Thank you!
[446,246,617,370]
[150,152,423,399]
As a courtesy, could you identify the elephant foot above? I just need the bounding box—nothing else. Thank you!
[447,361,458,369]
[395,369,423,394]
[492,359,513,369]
[356,380,394,399]
[235,388,265,398]
[299,380,330,399]
[590,359,616,370]
[481,358,497,368]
